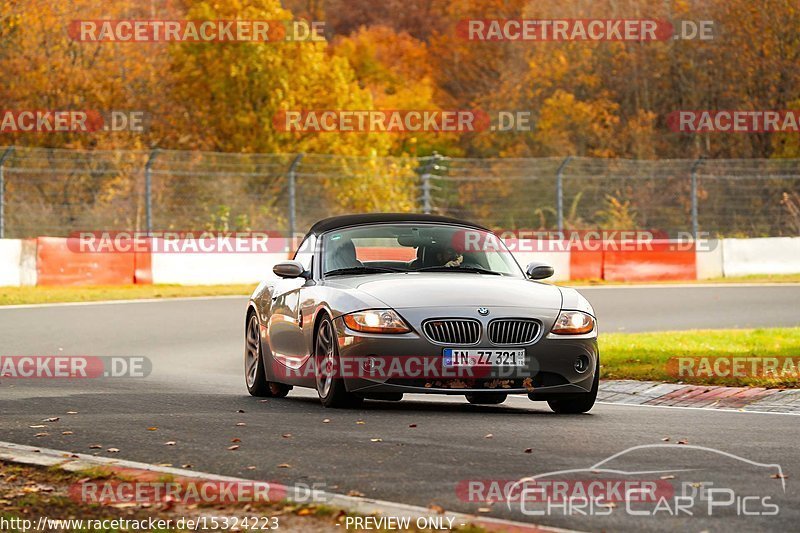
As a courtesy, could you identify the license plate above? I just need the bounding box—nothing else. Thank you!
[443,349,525,367]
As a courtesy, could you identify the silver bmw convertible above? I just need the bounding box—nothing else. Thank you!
[245,213,599,413]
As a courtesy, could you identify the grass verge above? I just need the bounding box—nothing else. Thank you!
[0,284,258,306]
[0,461,490,532]
[600,327,800,388]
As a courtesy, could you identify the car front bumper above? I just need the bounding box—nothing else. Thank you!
[332,310,598,397]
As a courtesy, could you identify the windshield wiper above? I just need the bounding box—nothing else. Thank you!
[414,266,502,275]
[325,266,406,277]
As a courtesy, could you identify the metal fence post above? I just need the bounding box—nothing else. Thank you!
[555,156,572,233]
[144,148,159,233]
[287,153,304,247]
[420,152,442,214]
[421,173,432,214]
[0,146,15,239]
[690,157,704,239]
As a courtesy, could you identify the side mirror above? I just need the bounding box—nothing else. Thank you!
[526,261,554,280]
[273,260,306,279]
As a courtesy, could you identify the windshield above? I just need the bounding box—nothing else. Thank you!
[321,224,523,278]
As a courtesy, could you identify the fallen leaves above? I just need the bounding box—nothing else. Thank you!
[42,417,60,422]
[282,433,292,439]
[661,437,670,442]
[347,489,364,497]
[33,432,49,438]
[61,431,73,436]
[88,444,102,449]
[106,448,120,453]
[277,463,291,469]
[356,420,365,425]
[236,409,245,413]
[428,504,445,514]
[408,424,417,428]
[227,445,240,451]
[236,422,247,427]
[147,427,158,431]
[677,439,688,445]
[484,433,493,439]
[370,438,383,443]
[660,475,675,480]
[322,418,331,423]
[164,441,176,446]
[29,425,46,429]
[524,448,533,454]
[231,438,241,443]
[771,473,787,479]
[66,411,78,415]
[522,377,535,392]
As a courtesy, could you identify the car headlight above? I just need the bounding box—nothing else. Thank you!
[343,309,410,334]
[550,310,595,335]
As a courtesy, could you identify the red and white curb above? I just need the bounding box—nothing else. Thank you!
[598,380,800,414]
[0,440,576,533]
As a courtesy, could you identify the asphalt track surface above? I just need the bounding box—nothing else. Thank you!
[2,285,799,532]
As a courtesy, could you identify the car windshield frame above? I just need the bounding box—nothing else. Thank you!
[319,222,525,279]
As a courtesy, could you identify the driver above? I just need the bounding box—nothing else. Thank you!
[436,246,463,268]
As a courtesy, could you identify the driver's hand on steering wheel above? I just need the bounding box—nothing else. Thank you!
[444,255,464,267]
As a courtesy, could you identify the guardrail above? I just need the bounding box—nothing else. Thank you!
[1,237,797,287]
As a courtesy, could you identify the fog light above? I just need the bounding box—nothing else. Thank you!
[574,356,590,373]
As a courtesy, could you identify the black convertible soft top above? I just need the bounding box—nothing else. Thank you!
[307,213,489,235]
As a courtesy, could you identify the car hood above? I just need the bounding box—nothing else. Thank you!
[323,273,563,310]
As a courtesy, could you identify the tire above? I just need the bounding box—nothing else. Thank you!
[465,392,507,405]
[547,360,599,414]
[245,313,269,396]
[245,313,291,398]
[315,315,363,408]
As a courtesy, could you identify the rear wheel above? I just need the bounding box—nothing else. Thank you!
[465,392,507,405]
[547,361,599,414]
[315,316,363,408]
[245,313,291,398]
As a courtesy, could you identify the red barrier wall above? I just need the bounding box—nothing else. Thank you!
[603,241,696,282]
[36,237,137,286]
[569,249,604,280]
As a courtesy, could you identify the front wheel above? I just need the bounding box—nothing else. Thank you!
[315,316,363,408]
[245,313,291,398]
[547,360,599,414]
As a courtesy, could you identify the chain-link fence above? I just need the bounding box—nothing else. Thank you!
[1,146,799,239]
